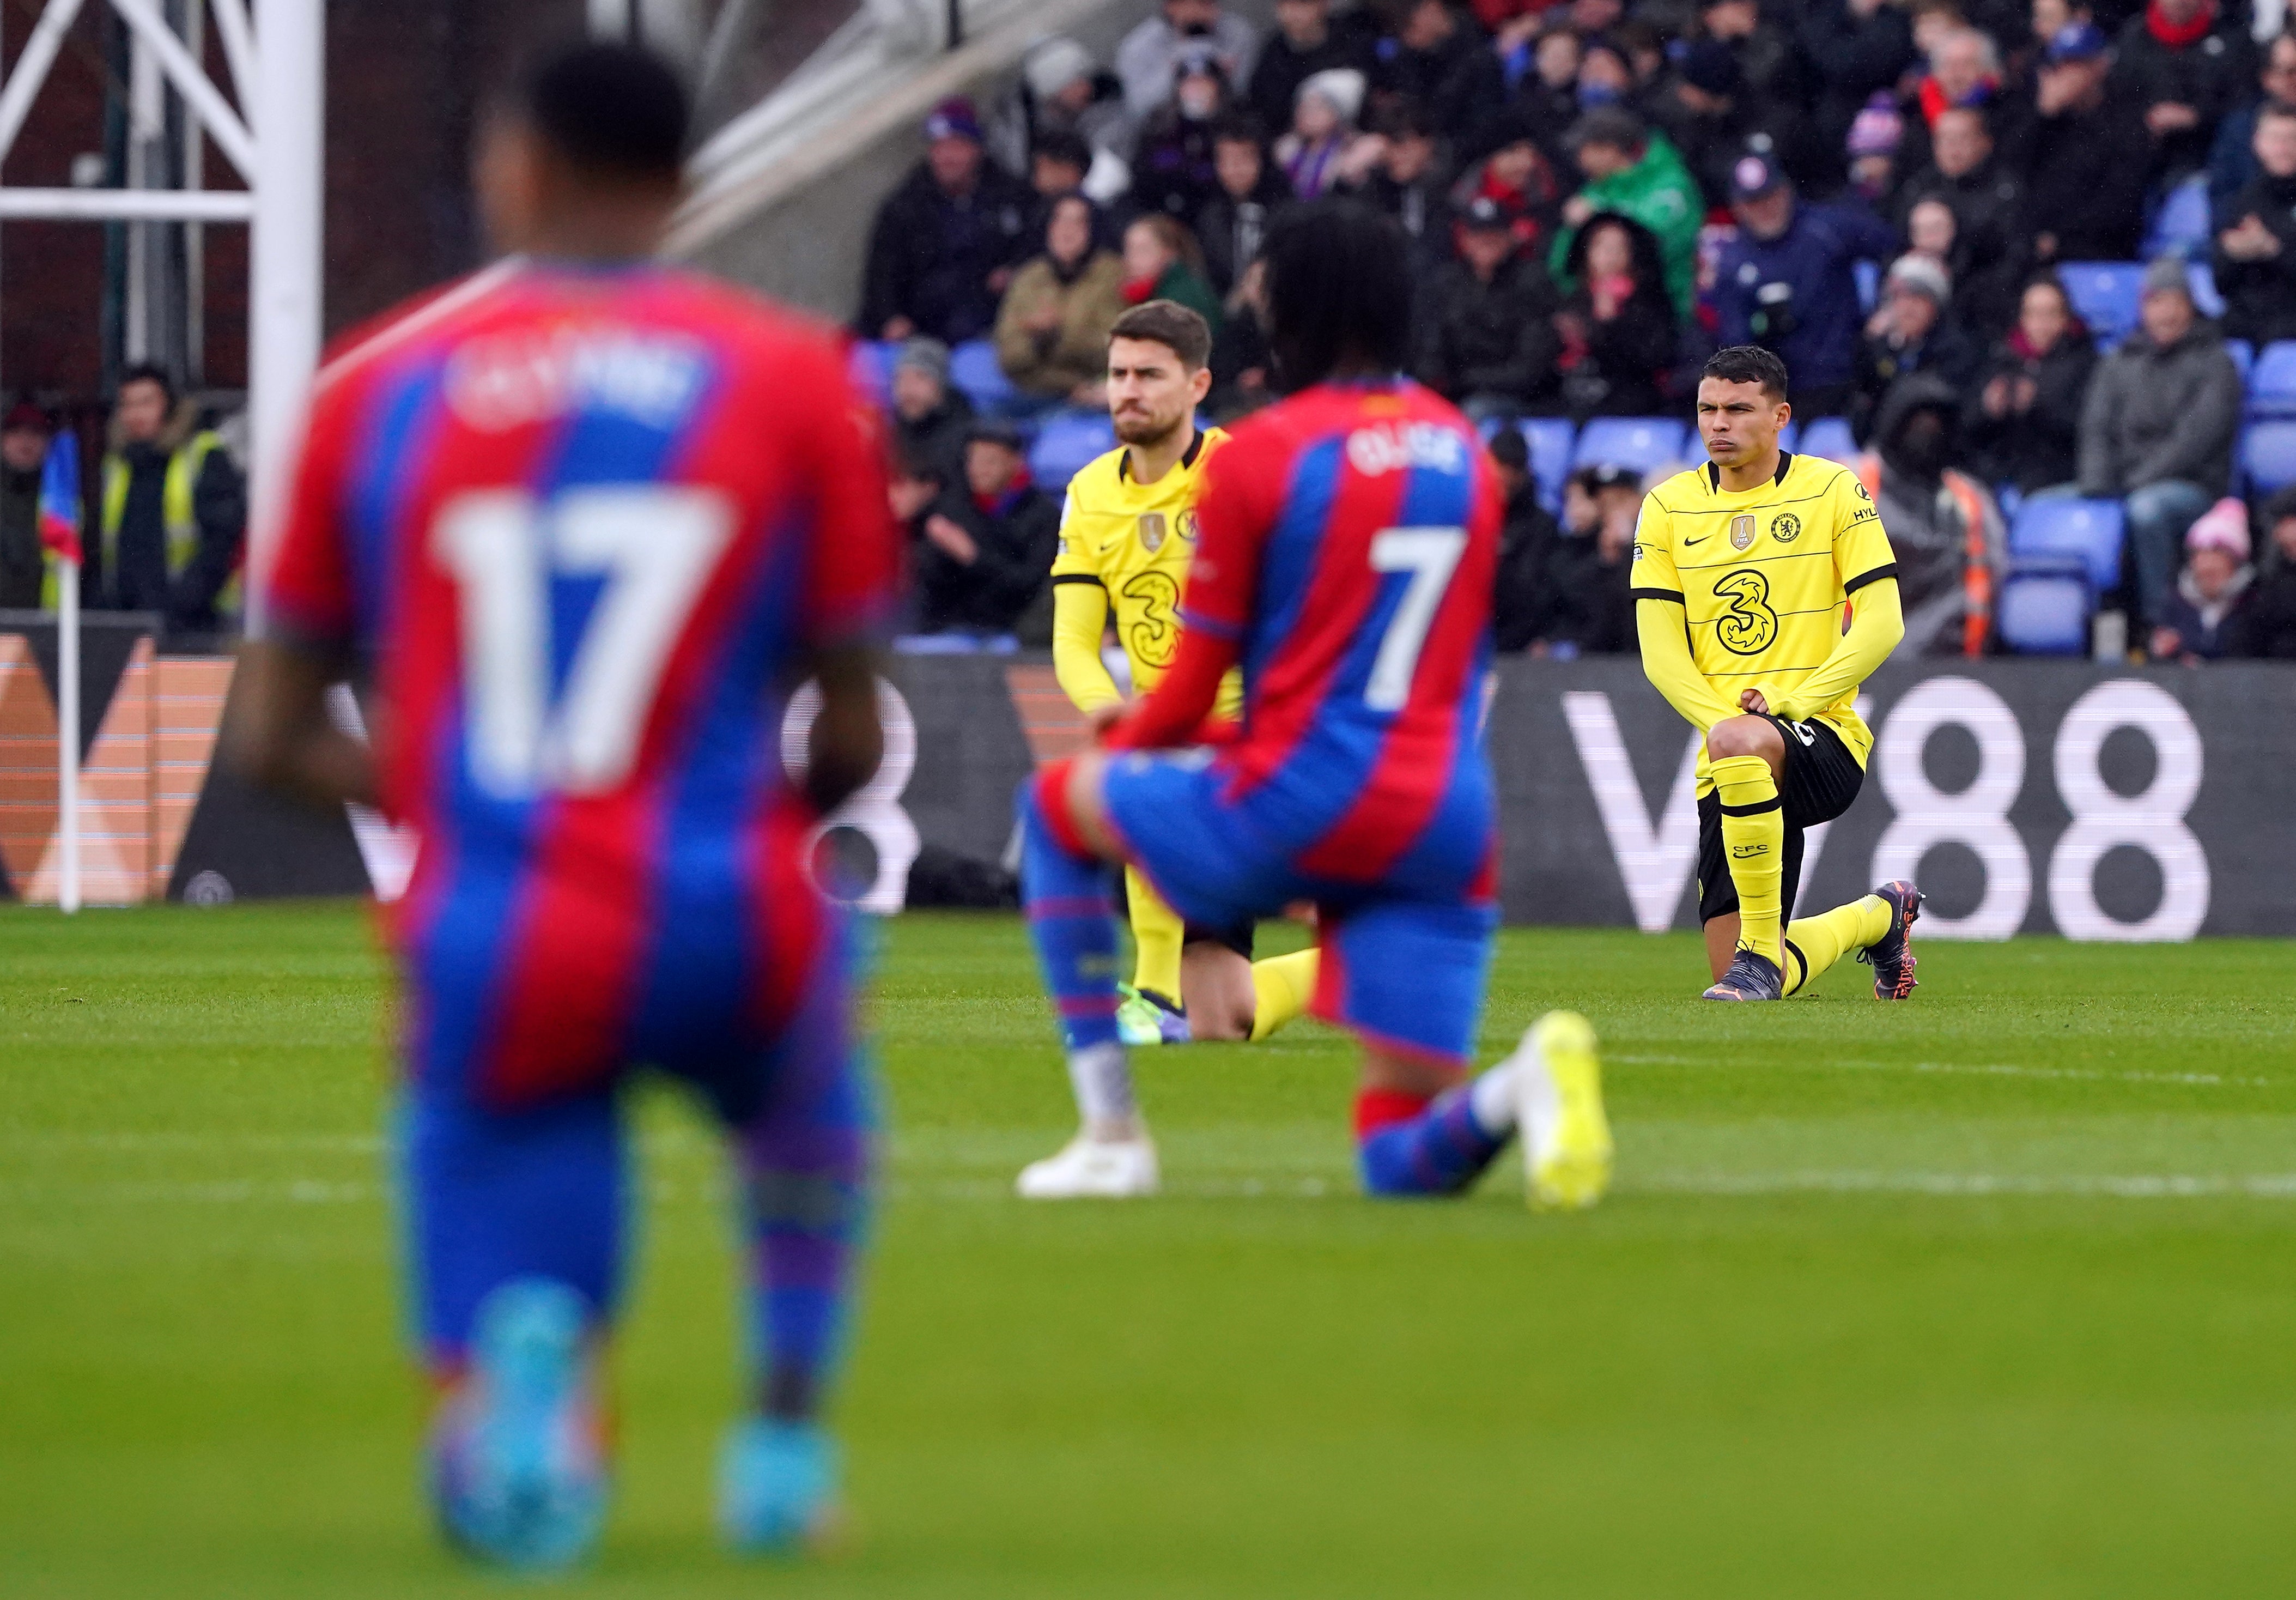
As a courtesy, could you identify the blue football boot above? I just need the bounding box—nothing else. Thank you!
[719,1417,841,1555]
[429,1278,606,1571]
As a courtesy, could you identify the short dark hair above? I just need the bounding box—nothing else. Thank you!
[892,449,944,486]
[1210,111,1267,148]
[1110,300,1214,371]
[1373,100,1436,142]
[512,41,688,181]
[1701,344,1789,399]
[1261,199,1413,389]
[118,362,174,402]
[1486,427,1529,472]
[1032,129,1092,171]
[1568,105,1646,153]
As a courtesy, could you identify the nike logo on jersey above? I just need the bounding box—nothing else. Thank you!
[1683,535,1708,547]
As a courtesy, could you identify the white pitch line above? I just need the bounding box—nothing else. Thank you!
[0,1132,385,1153]
[1608,1053,2273,1088]
[9,1171,2296,1207]
[1635,1171,2296,1199]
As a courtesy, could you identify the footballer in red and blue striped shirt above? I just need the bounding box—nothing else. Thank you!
[240,44,895,1566]
[1015,201,1613,1206]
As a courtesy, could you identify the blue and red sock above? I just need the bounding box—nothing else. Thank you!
[1354,1086,1507,1197]
[1018,772,1122,1053]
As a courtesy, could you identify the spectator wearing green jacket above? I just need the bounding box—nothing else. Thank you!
[1548,108,1703,318]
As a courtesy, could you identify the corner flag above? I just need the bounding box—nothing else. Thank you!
[38,429,82,565]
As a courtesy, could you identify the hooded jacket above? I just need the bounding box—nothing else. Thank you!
[1492,477,1562,653]
[1545,131,1703,316]
[2077,319,2244,497]
[1553,213,1679,419]
[1862,373,2005,656]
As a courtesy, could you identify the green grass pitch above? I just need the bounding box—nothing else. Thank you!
[3,902,2294,1598]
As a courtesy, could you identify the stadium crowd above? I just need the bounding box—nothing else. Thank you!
[0,365,245,635]
[855,0,2296,664]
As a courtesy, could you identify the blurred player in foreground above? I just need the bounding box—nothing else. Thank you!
[1043,298,1319,1060]
[1014,200,1612,1205]
[233,44,894,1569]
[1631,344,1923,1002]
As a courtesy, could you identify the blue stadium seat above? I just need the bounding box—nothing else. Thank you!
[1028,408,1117,492]
[1775,421,1801,455]
[2009,496,2124,592]
[2242,419,2296,492]
[1572,416,1685,478]
[848,340,895,408]
[2058,262,2146,351]
[2146,176,2213,260]
[949,339,1019,415]
[1797,416,1859,465]
[1515,417,1576,512]
[2228,338,2255,384]
[2187,259,2225,320]
[1854,259,1880,315]
[2246,340,2296,416]
[1995,560,2094,655]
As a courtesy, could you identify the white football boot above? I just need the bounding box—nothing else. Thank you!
[1515,1010,1613,1210]
[1015,1131,1161,1199]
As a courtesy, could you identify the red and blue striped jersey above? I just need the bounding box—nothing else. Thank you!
[262,263,898,1099]
[1179,380,1499,885]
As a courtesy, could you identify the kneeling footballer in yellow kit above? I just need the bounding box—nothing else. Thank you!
[1631,345,1927,1002]
[1047,300,1319,1046]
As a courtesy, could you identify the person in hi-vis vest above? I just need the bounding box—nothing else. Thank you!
[90,363,245,629]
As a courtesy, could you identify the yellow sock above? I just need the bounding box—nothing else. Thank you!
[1126,868,1185,1005]
[1248,948,1320,1041]
[1783,895,1893,997]
[1712,755,1785,966]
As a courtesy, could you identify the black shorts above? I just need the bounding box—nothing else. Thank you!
[1182,919,1256,960]
[1696,715,1866,925]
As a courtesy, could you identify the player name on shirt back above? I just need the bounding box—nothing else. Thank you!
[445,327,712,432]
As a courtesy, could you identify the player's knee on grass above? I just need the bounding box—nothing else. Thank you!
[1180,943,1256,1040]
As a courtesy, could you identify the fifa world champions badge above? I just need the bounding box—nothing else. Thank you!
[1730,513,1757,551]
[1138,512,1168,553]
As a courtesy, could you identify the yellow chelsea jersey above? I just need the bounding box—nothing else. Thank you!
[1048,427,1241,708]
[1630,450,1897,778]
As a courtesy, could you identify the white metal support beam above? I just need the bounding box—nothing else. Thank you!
[111,0,256,180]
[0,0,88,168]
[0,186,254,219]
[208,0,255,129]
[245,0,323,622]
